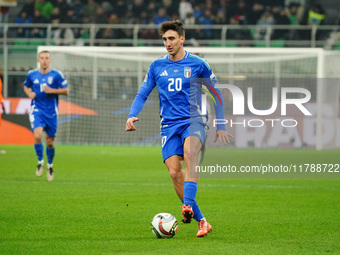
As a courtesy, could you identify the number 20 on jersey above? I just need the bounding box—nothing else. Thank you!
[168,78,182,92]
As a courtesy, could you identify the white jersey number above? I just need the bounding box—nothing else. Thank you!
[168,78,182,92]
[40,83,47,93]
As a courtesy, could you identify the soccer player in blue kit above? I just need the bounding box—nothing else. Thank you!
[24,51,69,181]
[126,20,233,237]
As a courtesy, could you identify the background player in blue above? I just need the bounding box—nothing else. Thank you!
[23,51,69,181]
[126,20,234,237]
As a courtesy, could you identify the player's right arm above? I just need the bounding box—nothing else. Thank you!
[23,86,36,99]
[126,64,156,131]
[23,72,36,100]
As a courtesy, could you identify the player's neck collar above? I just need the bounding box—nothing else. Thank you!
[39,67,51,75]
[167,50,189,61]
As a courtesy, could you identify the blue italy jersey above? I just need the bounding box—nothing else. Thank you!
[24,68,68,115]
[128,51,225,130]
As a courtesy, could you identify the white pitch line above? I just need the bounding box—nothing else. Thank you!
[0,179,301,189]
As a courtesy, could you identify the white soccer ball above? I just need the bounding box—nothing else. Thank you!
[151,212,178,238]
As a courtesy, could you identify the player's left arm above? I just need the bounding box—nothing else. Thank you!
[202,64,234,144]
[214,129,234,145]
[44,86,69,95]
[44,71,69,95]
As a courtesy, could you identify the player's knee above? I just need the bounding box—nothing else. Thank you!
[168,167,181,180]
[183,149,193,162]
[46,139,54,149]
[184,146,200,161]
[34,134,42,143]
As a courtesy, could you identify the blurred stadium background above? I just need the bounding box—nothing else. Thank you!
[1,1,340,254]
[1,0,340,148]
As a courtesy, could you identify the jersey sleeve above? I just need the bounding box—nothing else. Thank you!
[23,71,32,88]
[56,70,68,88]
[200,60,227,131]
[127,62,157,119]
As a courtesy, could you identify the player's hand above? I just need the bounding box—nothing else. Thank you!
[126,117,139,131]
[44,85,55,94]
[28,92,36,100]
[214,130,234,145]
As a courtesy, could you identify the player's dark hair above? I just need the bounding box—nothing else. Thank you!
[159,20,185,37]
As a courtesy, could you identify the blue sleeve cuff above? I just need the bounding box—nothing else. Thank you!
[216,125,227,131]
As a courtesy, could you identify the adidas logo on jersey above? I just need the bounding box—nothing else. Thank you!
[34,79,39,84]
[160,70,168,76]
[194,131,201,137]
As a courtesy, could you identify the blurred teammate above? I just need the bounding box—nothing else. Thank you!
[126,20,233,237]
[23,51,69,181]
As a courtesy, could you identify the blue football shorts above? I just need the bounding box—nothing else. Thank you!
[161,119,208,162]
[29,109,58,138]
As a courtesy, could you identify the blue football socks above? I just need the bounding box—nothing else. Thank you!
[182,199,204,222]
[34,143,43,162]
[181,198,204,222]
[183,181,197,207]
[46,147,55,165]
[192,200,204,222]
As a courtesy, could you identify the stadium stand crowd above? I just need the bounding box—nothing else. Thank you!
[3,0,330,42]
[1,0,339,98]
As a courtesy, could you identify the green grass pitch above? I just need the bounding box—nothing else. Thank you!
[0,145,339,254]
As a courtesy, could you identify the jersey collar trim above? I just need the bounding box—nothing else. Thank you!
[166,51,189,60]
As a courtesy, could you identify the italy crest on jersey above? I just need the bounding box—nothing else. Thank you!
[48,76,53,84]
[184,67,191,78]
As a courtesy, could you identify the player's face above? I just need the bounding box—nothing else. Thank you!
[162,30,185,57]
[38,52,51,70]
